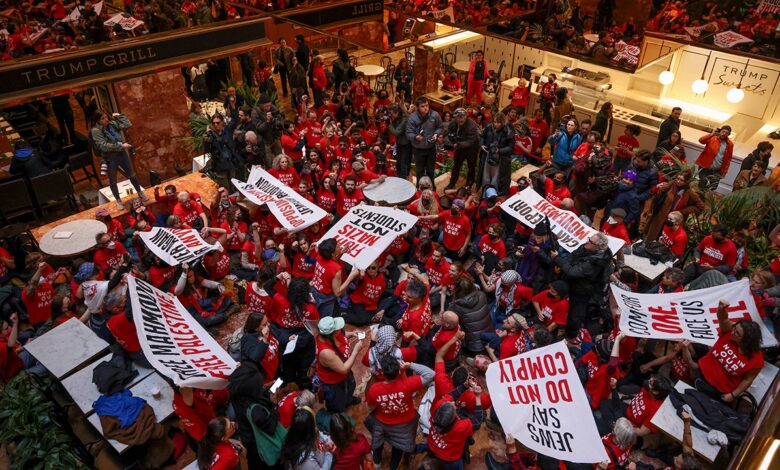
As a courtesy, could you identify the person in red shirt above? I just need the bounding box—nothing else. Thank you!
[172,386,230,445]
[425,246,451,287]
[366,353,434,469]
[475,188,502,235]
[349,73,371,113]
[597,418,637,470]
[95,208,126,242]
[0,313,23,382]
[658,210,688,258]
[431,311,462,365]
[344,261,387,326]
[512,122,534,162]
[685,225,737,282]
[0,245,15,284]
[93,232,128,274]
[22,261,55,329]
[527,107,549,159]
[197,417,245,470]
[310,239,348,318]
[420,199,471,260]
[311,55,328,106]
[577,334,624,410]
[240,312,280,385]
[477,222,506,263]
[316,316,366,413]
[652,267,685,294]
[280,123,304,164]
[599,374,671,438]
[532,280,569,336]
[173,191,208,230]
[442,72,462,92]
[269,154,300,188]
[510,79,530,113]
[601,208,631,248]
[106,303,149,367]
[698,300,764,402]
[335,175,364,217]
[614,124,640,174]
[536,162,571,206]
[427,385,484,468]
[397,279,433,343]
[488,269,533,325]
[330,412,371,470]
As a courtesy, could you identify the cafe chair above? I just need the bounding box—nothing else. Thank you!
[173,161,188,177]
[380,55,392,70]
[405,50,415,68]
[443,52,455,73]
[349,55,359,69]
[78,194,95,210]
[375,64,395,93]
[149,170,163,187]
[30,169,78,216]
[0,178,37,222]
[67,150,101,186]
[491,60,506,81]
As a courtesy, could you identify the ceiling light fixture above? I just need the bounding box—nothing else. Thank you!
[691,52,711,94]
[726,59,749,104]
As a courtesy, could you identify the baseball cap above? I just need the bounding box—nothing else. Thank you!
[610,208,627,219]
[453,108,467,117]
[622,170,637,182]
[484,187,498,198]
[318,316,345,336]
[95,208,110,218]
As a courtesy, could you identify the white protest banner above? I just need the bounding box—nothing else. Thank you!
[232,166,327,232]
[614,279,777,347]
[104,13,145,30]
[684,21,719,38]
[757,0,780,15]
[67,1,103,21]
[128,276,237,389]
[139,227,221,266]
[319,205,418,269]
[713,31,754,49]
[486,341,608,463]
[426,6,455,22]
[501,187,624,254]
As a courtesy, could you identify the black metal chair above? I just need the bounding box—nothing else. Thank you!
[149,170,163,187]
[492,60,506,81]
[443,52,455,73]
[30,169,77,216]
[349,55,358,68]
[67,150,101,186]
[375,64,395,93]
[405,50,415,68]
[380,55,392,70]
[173,162,188,177]
[0,177,36,222]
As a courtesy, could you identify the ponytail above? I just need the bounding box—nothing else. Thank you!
[197,418,227,469]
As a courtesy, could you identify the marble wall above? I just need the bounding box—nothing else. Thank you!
[412,46,442,98]
[113,68,194,186]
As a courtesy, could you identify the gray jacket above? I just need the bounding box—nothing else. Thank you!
[90,114,131,156]
[405,109,444,150]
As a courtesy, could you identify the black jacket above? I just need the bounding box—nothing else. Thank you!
[203,119,239,172]
[554,246,613,301]
[656,116,680,147]
[449,290,492,353]
[447,118,480,156]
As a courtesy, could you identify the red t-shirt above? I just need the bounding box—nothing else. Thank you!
[616,135,639,159]
[316,333,351,384]
[600,433,631,470]
[431,327,461,361]
[278,391,301,428]
[335,188,364,216]
[601,221,630,247]
[697,235,737,268]
[659,225,688,257]
[311,254,342,295]
[699,331,764,393]
[280,132,303,161]
[23,282,55,326]
[499,331,532,359]
[401,298,433,338]
[241,240,258,266]
[477,237,506,259]
[172,202,204,226]
[527,118,549,153]
[0,342,23,382]
[513,134,534,158]
[495,281,533,310]
[580,350,618,409]
[366,375,423,424]
[107,313,142,353]
[208,441,240,470]
[334,434,371,470]
[625,388,663,432]
[291,252,316,279]
[433,361,492,413]
[425,258,451,286]
[510,85,529,108]
[316,189,337,213]
[533,290,569,327]
[245,282,275,316]
[93,243,127,272]
[105,219,125,241]
[543,178,571,206]
[220,221,248,251]
[172,390,218,440]
[437,211,471,251]
[349,273,386,311]
[270,295,319,329]
[204,251,231,280]
[149,265,177,288]
[269,167,300,188]
[427,399,474,461]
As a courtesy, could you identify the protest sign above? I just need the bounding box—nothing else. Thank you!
[757,0,780,15]
[139,227,221,266]
[67,1,103,21]
[713,31,754,49]
[501,187,624,254]
[104,13,145,31]
[319,205,418,269]
[486,341,608,463]
[684,22,719,38]
[128,277,236,389]
[614,279,777,347]
[232,166,327,232]
[426,6,455,22]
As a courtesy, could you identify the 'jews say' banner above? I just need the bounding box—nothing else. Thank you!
[232,166,327,232]
[486,341,609,463]
[319,205,418,269]
[501,187,625,254]
[139,228,221,266]
[128,277,237,389]
[614,279,777,347]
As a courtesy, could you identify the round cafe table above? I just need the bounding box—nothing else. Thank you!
[362,177,417,206]
[452,61,471,73]
[39,219,108,257]
[356,64,385,87]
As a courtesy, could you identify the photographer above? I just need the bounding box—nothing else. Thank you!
[479,112,515,195]
[203,113,240,190]
[446,108,480,190]
[254,94,284,167]
[90,110,146,211]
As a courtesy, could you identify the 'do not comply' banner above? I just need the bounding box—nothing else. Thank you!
[501,187,625,254]
[139,227,221,266]
[613,279,777,347]
[232,166,327,232]
[319,205,418,269]
[128,276,237,389]
[486,341,608,463]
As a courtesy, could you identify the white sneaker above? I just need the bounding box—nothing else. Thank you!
[116,200,124,210]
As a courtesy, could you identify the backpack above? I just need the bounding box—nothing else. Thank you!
[633,241,675,264]
[246,404,287,466]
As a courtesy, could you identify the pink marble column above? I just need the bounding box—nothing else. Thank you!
[113,68,194,185]
[412,46,442,98]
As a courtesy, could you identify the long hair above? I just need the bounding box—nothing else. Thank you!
[414,189,439,216]
[330,413,357,452]
[280,409,318,466]
[738,320,762,356]
[432,401,457,435]
[287,277,311,321]
[197,417,228,469]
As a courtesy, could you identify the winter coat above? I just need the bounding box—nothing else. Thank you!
[91,114,131,157]
[548,131,582,167]
[405,109,444,150]
[449,290,492,353]
[627,162,659,202]
[555,246,613,303]
[447,117,481,156]
[642,182,704,241]
[605,186,641,226]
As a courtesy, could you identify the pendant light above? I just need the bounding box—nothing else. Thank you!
[727,59,749,104]
[658,65,674,85]
[691,52,711,94]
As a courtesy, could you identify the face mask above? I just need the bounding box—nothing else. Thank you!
[422,198,431,205]
[547,291,556,299]
[606,217,617,225]
[489,234,499,241]
[107,242,116,250]
[553,180,564,187]
[618,183,631,191]
[665,220,675,227]
[713,236,724,244]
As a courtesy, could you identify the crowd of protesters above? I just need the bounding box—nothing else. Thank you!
[2,29,780,470]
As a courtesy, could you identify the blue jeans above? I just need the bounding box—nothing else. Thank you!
[312,288,337,317]
[488,301,508,326]
[480,332,502,351]
[105,151,142,202]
